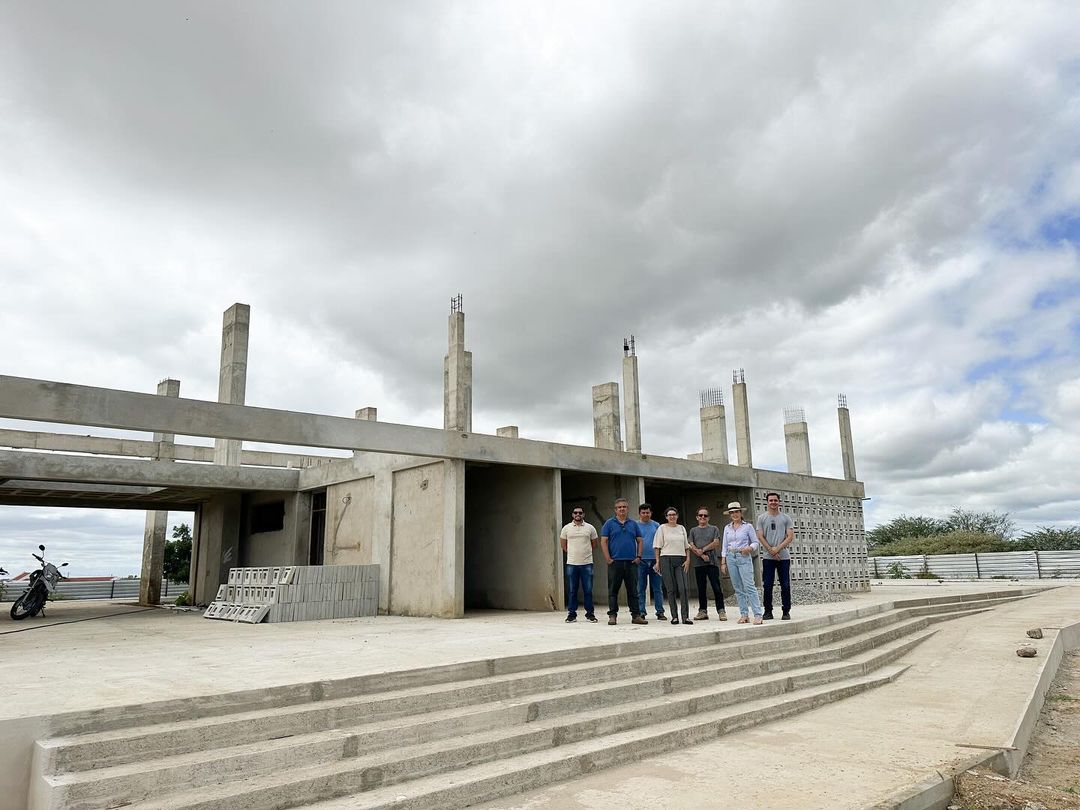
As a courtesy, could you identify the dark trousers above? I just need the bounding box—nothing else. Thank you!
[694,564,724,612]
[607,559,641,617]
[762,558,791,612]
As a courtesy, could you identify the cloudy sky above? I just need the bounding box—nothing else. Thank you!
[1,1,1079,576]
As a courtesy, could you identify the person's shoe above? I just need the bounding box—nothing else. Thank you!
[752,616,764,625]
[565,614,577,623]
[631,615,648,625]
[781,611,791,621]
[694,610,708,621]
[656,613,667,621]
[608,616,617,625]
[681,618,693,625]
[586,614,598,623]
[737,615,749,624]
[762,611,774,621]
[718,611,728,621]
[670,618,679,625]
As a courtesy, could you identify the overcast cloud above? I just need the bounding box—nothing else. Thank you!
[1,1,1079,576]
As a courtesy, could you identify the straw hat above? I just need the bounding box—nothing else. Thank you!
[724,501,745,514]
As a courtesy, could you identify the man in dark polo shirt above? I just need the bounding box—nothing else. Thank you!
[600,497,647,626]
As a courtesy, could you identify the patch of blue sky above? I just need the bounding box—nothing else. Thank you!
[1032,278,1080,310]
[999,381,1046,425]
[966,347,1055,384]
[1038,211,1080,246]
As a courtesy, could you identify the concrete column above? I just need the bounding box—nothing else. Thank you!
[191,493,242,605]
[732,369,753,468]
[496,425,519,438]
[213,303,250,466]
[592,382,623,451]
[622,337,641,454]
[139,378,180,606]
[353,408,377,458]
[838,394,857,481]
[443,300,473,433]
[699,388,729,464]
[784,407,813,476]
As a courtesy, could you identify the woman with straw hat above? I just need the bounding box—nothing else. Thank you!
[719,502,764,625]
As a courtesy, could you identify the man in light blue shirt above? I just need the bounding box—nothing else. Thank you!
[636,503,665,620]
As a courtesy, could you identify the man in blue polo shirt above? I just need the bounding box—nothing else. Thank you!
[636,503,665,621]
[600,497,648,625]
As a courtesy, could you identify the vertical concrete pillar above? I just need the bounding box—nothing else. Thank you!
[732,368,753,468]
[784,406,813,476]
[213,303,250,466]
[838,394,857,481]
[622,336,641,454]
[698,388,729,464]
[496,425,519,438]
[443,295,473,433]
[139,378,180,606]
[592,382,623,451]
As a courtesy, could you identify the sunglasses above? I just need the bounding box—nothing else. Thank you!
[697,514,709,518]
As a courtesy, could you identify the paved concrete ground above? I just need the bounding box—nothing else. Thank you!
[473,584,1080,810]
[0,583,1005,721]
[1,582,1073,810]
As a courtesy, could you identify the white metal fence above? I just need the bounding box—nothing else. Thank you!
[0,579,188,602]
[870,550,1080,580]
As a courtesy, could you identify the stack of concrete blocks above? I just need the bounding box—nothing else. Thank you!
[204,564,379,623]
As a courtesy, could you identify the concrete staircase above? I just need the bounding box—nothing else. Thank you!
[28,591,1028,810]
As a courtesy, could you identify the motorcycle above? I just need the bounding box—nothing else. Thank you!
[9,544,68,620]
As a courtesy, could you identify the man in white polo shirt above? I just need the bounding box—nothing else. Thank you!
[560,506,599,623]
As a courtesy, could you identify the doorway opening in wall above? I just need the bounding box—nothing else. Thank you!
[463,463,559,612]
[309,491,326,566]
[642,480,752,610]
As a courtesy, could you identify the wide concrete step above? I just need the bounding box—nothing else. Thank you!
[38,603,962,778]
[214,667,913,810]
[46,631,931,810]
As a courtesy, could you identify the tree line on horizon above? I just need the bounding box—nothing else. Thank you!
[867,509,1080,556]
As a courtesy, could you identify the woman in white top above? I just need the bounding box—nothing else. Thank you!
[653,507,693,624]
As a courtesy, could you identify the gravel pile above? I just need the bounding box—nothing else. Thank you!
[722,582,852,607]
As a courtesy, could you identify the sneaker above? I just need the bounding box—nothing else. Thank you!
[681,618,693,625]
[631,615,648,625]
[752,617,764,625]
[737,616,749,624]
[781,611,791,621]
[762,611,774,621]
[670,618,679,625]
[694,610,708,621]
[586,614,598,623]
[718,611,728,621]
[565,614,577,623]
[608,616,617,625]
[656,614,667,621]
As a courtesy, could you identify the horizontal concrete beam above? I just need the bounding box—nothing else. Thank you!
[0,428,335,469]
[0,449,300,492]
[0,376,864,495]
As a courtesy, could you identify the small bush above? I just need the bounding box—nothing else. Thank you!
[174,591,192,607]
[886,561,910,579]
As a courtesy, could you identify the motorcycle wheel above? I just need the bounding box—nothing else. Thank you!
[9,588,45,620]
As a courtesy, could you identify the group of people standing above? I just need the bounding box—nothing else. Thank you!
[559,493,794,626]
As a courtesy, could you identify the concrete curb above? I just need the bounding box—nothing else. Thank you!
[866,615,1080,810]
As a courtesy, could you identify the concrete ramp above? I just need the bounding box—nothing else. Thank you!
[26,593,1024,810]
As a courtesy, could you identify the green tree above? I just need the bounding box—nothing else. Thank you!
[1016,525,1080,551]
[866,515,946,550]
[868,530,1013,556]
[164,523,192,583]
[941,508,1015,540]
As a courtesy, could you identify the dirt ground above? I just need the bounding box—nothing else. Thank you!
[954,650,1080,809]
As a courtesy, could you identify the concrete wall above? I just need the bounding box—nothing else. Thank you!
[191,493,242,605]
[325,477,376,566]
[239,491,308,568]
[464,465,561,611]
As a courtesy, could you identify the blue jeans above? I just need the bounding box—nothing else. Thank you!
[637,559,665,616]
[726,552,763,618]
[762,558,791,613]
[566,563,594,617]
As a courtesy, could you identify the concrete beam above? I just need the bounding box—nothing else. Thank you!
[0,375,863,494]
[0,428,334,468]
[0,447,300,492]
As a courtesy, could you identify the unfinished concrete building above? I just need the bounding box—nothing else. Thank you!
[0,300,868,618]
